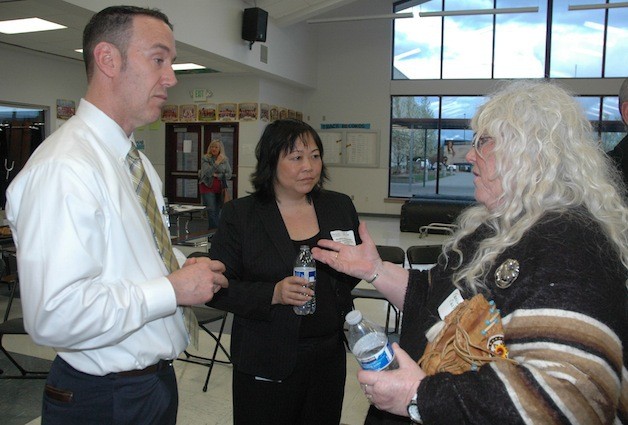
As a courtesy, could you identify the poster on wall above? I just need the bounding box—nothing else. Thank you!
[260,103,270,122]
[296,111,303,121]
[238,103,258,121]
[287,110,296,119]
[56,99,75,120]
[198,103,217,121]
[269,105,278,122]
[218,103,237,121]
[179,104,197,122]
[161,105,178,122]
[278,107,288,120]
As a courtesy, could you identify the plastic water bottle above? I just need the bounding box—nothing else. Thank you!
[293,245,316,315]
[346,310,398,371]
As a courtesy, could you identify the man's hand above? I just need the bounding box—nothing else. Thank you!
[168,257,227,305]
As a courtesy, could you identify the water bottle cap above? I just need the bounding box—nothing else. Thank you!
[345,310,362,325]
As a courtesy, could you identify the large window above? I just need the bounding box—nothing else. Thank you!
[393,0,628,79]
[390,0,627,199]
[389,95,624,198]
[390,96,482,198]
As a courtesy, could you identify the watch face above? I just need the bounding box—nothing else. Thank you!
[409,405,421,422]
[408,398,422,423]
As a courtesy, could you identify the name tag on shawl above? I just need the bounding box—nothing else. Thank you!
[438,289,464,320]
[330,230,356,246]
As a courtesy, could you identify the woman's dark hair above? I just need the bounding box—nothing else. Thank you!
[251,119,328,202]
[83,6,172,82]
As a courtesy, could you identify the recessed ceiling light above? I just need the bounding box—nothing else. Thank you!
[0,17,66,34]
[172,63,206,71]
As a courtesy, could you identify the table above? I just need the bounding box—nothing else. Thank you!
[168,204,212,250]
[168,204,206,237]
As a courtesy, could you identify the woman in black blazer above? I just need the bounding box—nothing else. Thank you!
[209,119,361,424]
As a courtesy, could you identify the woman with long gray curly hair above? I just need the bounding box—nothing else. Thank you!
[313,80,627,424]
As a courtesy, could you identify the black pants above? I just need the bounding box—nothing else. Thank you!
[42,356,178,425]
[233,332,347,425]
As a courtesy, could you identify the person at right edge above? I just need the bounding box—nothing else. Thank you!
[312,80,627,424]
[208,119,361,424]
[608,77,628,196]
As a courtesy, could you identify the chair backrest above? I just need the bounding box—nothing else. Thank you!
[188,251,211,259]
[376,245,406,266]
[406,245,442,268]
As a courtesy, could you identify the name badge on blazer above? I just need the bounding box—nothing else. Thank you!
[330,230,356,246]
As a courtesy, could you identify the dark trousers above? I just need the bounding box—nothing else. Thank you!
[42,356,178,425]
[233,332,347,425]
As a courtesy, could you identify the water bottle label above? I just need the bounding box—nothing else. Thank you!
[294,267,316,283]
[354,336,395,371]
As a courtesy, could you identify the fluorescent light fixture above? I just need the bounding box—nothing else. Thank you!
[307,13,413,24]
[75,48,83,53]
[419,7,539,17]
[172,63,206,71]
[568,2,628,11]
[0,17,66,34]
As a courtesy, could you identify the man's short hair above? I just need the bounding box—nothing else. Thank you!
[82,6,172,81]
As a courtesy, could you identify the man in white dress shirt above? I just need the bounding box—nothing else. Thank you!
[5,6,227,424]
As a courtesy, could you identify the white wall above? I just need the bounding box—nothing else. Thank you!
[303,0,397,214]
[0,44,86,132]
[65,0,318,88]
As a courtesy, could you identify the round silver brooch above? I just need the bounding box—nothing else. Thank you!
[495,259,520,289]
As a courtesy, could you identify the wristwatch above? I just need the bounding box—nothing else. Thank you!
[407,393,423,424]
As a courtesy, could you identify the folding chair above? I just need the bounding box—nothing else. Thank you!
[179,251,232,391]
[351,245,406,334]
[418,223,458,238]
[178,306,232,391]
[0,261,48,379]
[406,245,442,270]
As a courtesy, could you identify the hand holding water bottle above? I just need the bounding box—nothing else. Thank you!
[357,342,426,417]
[346,310,398,371]
[270,245,316,311]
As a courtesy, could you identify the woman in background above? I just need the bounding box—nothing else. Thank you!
[208,119,361,424]
[199,139,232,229]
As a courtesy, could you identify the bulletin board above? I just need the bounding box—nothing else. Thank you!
[319,130,379,168]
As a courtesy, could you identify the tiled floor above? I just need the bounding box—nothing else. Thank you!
[0,215,446,425]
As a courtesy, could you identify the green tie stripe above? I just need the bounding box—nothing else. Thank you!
[126,145,199,347]
[127,146,178,272]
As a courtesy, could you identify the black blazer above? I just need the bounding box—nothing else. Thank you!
[607,133,628,195]
[208,190,361,380]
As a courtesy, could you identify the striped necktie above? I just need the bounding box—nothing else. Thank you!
[126,144,198,348]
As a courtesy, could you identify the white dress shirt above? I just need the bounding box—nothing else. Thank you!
[6,99,188,376]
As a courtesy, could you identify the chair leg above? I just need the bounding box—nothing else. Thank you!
[177,316,231,392]
[385,303,400,335]
[2,274,17,322]
[0,334,48,379]
[202,316,229,392]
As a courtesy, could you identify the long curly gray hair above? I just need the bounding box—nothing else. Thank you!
[443,80,628,292]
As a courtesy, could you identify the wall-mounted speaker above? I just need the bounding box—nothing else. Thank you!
[242,7,268,43]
